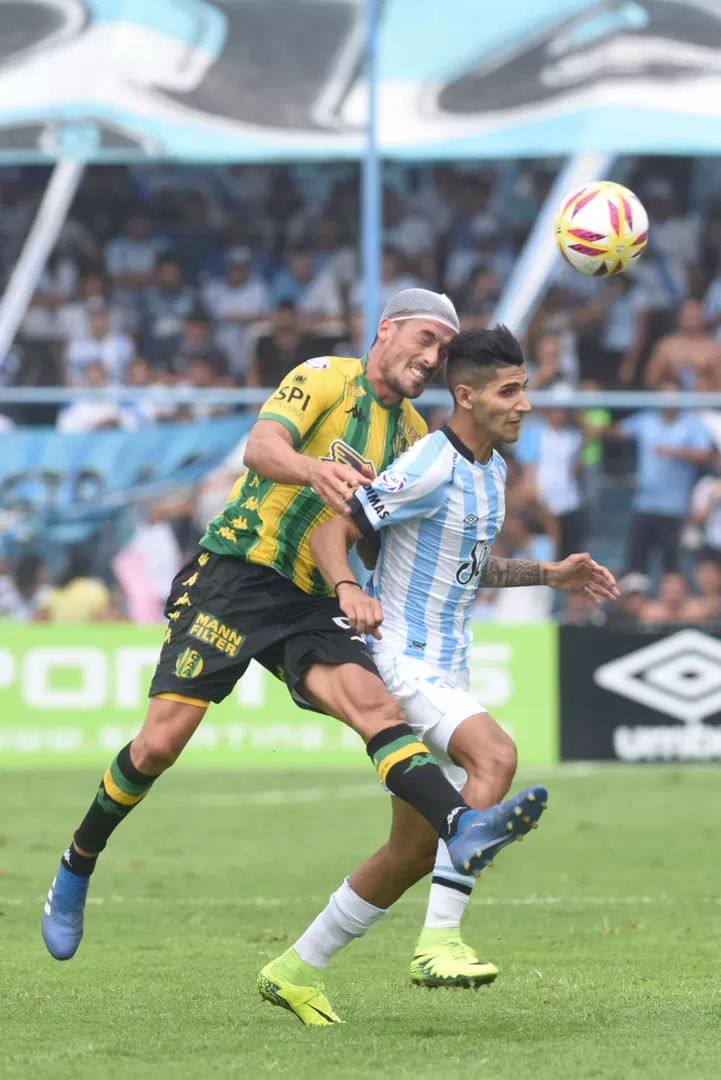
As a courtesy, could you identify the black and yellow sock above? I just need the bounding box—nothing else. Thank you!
[366,724,466,837]
[64,743,157,874]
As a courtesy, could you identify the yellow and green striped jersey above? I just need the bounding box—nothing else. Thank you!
[200,355,427,595]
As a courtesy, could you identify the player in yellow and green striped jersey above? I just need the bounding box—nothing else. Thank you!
[201,353,425,595]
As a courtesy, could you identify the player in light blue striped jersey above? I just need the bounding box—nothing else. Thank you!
[358,402,508,674]
[260,327,618,1021]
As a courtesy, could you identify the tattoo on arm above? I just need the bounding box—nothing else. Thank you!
[480,556,549,588]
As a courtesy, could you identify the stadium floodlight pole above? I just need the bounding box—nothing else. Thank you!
[491,152,612,337]
[361,0,382,350]
[0,158,84,362]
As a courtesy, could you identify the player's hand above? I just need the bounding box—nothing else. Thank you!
[336,583,384,639]
[308,459,372,516]
[547,553,620,606]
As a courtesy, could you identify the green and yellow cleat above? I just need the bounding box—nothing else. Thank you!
[258,952,343,1027]
[410,936,499,990]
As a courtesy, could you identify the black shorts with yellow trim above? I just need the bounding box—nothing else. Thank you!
[148,550,378,712]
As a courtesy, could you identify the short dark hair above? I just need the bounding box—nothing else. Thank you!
[446,325,524,393]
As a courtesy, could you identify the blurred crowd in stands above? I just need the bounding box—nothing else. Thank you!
[3,156,721,625]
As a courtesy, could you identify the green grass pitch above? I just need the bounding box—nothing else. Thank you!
[2,765,721,1080]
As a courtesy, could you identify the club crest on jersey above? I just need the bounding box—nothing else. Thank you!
[175,648,204,679]
[391,416,421,458]
[390,428,406,455]
[322,439,376,476]
[377,469,407,493]
[304,357,330,370]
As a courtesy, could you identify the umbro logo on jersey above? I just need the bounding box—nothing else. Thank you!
[464,514,478,527]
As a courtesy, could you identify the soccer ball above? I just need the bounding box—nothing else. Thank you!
[554,181,649,277]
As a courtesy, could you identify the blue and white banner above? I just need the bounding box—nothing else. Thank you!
[0,415,251,543]
[3,0,721,161]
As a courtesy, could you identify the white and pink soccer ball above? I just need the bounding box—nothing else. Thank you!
[554,180,649,277]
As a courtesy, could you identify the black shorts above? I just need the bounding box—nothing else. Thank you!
[148,550,378,712]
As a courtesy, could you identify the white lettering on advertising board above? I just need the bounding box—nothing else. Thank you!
[10,647,270,711]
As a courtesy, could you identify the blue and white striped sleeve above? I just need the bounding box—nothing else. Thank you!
[351,435,454,535]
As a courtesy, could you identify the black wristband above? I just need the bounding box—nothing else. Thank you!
[334,579,362,592]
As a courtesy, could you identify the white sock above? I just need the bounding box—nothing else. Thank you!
[293,878,387,970]
[423,839,475,931]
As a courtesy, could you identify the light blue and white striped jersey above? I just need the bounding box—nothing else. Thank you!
[351,426,506,673]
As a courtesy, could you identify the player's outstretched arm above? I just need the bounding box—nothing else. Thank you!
[244,419,371,516]
[310,515,384,637]
[480,553,619,606]
[480,557,549,588]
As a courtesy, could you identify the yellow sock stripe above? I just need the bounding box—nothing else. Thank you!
[376,742,429,785]
[102,768,150,807]
[155,692,210,709]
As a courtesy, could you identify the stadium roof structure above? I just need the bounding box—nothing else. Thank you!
[1,0,721,164]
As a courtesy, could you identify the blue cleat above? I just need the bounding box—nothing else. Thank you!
[41,860,90,960]
[446,785,548,877]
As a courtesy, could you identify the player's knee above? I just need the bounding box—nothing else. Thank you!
[338,674,406,742]
[305,667,406,741]
[462,729,518,792]
[360,694,406,741]
[131,729,180,773]
[132,703,201,773]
